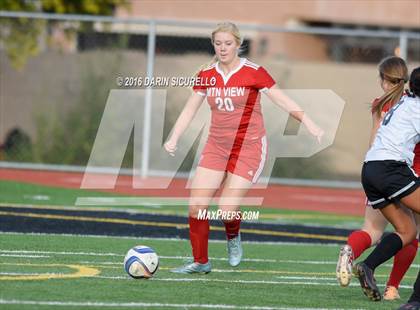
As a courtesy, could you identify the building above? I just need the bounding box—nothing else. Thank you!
[113,0,420,62]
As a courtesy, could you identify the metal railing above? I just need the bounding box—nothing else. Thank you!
[1,11,419,185]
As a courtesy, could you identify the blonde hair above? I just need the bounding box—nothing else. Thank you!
[196,22,243,75]
[372,56,408,116]
[211,22,242,47]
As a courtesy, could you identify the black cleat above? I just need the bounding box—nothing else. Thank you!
[397,301,420,310]
[355,262,381,301]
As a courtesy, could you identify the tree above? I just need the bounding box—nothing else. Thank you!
[41,0,126,16]
[0,0,127,69]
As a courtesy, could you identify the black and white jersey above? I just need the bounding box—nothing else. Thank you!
[365,95,420,166]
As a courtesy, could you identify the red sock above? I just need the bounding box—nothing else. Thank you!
[347,230,372,259]
[387,239,418,289]
[189,217,209,264]
[223,218,241,240]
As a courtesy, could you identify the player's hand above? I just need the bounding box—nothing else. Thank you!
[164,138,178,156]
[306,123,324,143]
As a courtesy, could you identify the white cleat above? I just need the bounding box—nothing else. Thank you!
[170,261,211,274]
[227,234,243,267]
[336,244,354,287]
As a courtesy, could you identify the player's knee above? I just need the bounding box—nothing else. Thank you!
[407,226,417,243]
[396,225,417,245]
[361,228,382,245]
[189,196,210,208]
[414,215,420,236]
[188,203,208,218]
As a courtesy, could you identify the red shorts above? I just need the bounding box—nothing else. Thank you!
[413,160,419,176]
[198,135,267,183]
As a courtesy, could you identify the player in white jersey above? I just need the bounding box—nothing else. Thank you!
[364,99,420,168]
[336,57,420,301]
[398,67,420,310]
[355,67,420,303]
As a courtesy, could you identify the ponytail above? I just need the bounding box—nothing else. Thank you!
[372,79,406,115]
[372,56,408,116]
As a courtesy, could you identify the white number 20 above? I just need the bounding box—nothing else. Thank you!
[215,97,234,112]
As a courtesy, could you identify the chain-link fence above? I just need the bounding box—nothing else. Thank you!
[1,12,419,182]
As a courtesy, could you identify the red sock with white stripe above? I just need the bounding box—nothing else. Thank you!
[223,218,241,240]
[347,230,372,259]
[189,216,209,264]
[387,238,418,288]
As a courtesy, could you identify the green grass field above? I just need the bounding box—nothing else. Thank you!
[0,179,416,309]
[0,233,418,310]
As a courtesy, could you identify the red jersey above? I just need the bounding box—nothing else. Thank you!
[372,96,420,174]
[193,58,275,144]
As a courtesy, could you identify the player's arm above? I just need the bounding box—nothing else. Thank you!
[368,111,385,147]
[265,85,324,142]
[164,91,206,155]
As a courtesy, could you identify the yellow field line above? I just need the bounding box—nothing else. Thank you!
[0,263,100,281]
[0,210,189,227]
[0,210,347,241]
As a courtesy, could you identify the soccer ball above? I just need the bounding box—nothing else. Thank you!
[124,245,159,279]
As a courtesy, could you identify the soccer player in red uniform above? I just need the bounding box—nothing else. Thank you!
[164,22,323,274]
[336,56,420,300]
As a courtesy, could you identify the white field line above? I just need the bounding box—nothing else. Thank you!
[0,161,363,189]
[77,264,417,280]
[95,275,413,289]
[0,250,275,262]
[22,195,50,201]
[0,231,342,246]
[0,250,122,257]
[102,274,337,281]
[79,264,419,281]
[1,250,417,269]
[0,272,339,282]
[0,254,50,258]
[0,299,364,310]
[2,260,416,283]
[0,271,412,290]
[90,259,401,267]
[0,273,324,281]
[0,202,166,214]
[0,272,62,276]
[75,196,264,207]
